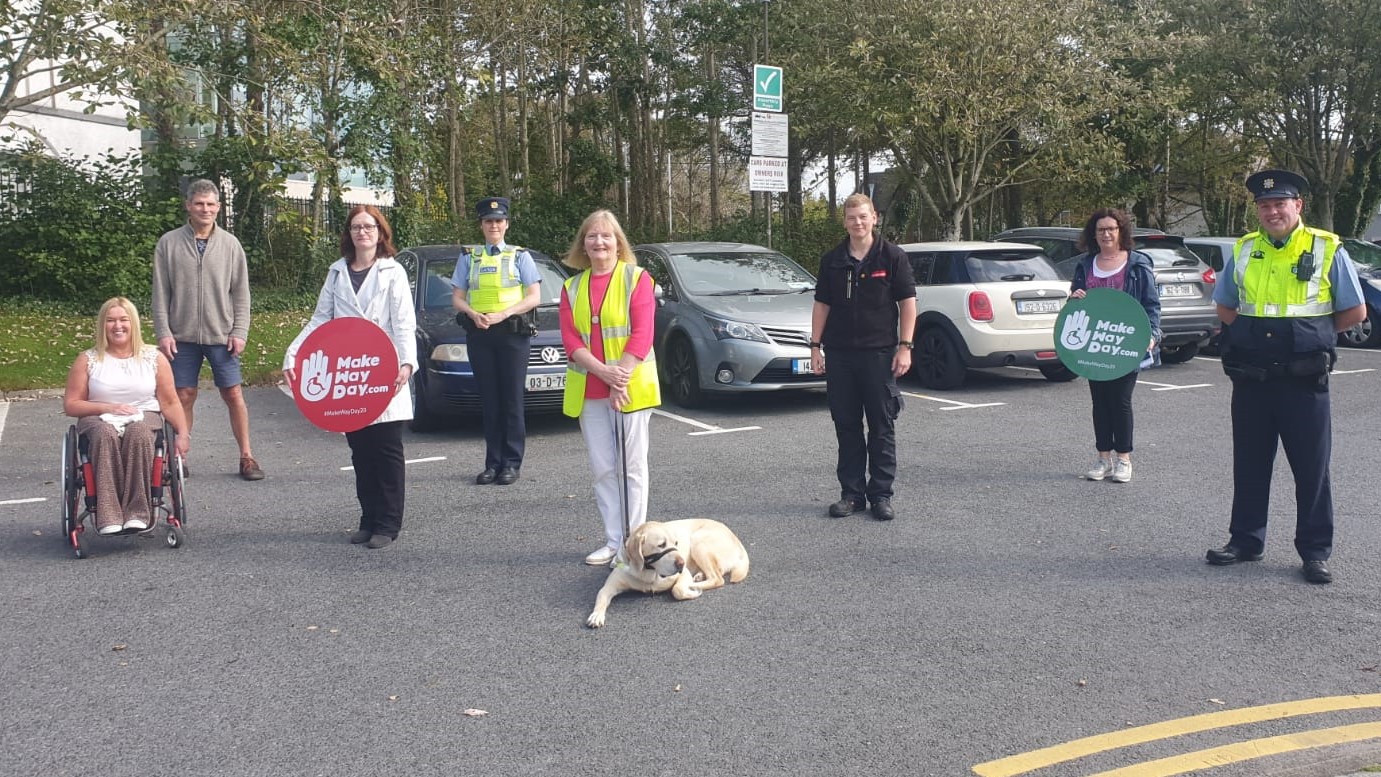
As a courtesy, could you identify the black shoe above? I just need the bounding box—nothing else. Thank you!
[366,534,394,549]
[495,467,519,485]
[871,499,896,521]
[1206,544,1264,565]
[1302,560,1333,584]
[348,529,371,545]
[475,468,498,485]
[828,497,865,518]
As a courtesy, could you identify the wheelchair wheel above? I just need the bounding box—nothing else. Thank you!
[169,456,188,526]
[165,523,185,549]
[61,426,86,559]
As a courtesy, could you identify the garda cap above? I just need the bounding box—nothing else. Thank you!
[475,197,511,220]
[1246,169,1308,201]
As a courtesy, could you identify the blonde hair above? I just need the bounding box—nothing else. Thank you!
[564,209,637,270]
[93,297,145,358]
[841,193,875,215]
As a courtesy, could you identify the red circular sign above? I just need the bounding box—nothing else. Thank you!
[290,317,401,433]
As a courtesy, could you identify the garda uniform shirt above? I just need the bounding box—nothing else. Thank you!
[814,236,916,350]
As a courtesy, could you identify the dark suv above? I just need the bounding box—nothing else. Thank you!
[992,226,1219,363]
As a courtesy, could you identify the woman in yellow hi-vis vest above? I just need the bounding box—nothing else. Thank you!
[558,210,660,566]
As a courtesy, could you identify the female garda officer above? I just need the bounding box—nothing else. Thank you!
[558,209,660,566]
[450,197,543,486]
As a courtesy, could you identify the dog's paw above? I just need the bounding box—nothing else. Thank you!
[585,611,606,628]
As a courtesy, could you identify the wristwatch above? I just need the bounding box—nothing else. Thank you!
[898,340,914,349]
[809,341,822,349]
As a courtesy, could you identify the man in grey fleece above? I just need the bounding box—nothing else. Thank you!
[151,179,264,481]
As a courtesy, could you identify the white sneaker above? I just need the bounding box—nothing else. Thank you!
[584,545,618,566]
[98,523,124,535]
[123,518,149,532]
[1110,459,1132,483]
[1084,457,1114,481]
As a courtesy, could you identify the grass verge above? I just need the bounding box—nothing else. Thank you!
[1,309,312,392]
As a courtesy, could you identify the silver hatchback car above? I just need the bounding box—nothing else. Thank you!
[633,242,824,406]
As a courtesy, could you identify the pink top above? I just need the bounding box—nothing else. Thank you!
[559,267,655,399]
[1086,259,1128,291]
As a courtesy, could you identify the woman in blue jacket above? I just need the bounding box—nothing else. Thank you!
[1069,208,1161,483]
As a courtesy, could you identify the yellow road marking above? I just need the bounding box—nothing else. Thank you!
[972,694,1381,776]
[1087,721,1381,777]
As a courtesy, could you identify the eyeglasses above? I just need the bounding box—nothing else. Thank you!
[1096,227,1119,234]
[350,224,378,233]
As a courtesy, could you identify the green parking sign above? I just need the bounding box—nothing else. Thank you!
[754,64,783,112]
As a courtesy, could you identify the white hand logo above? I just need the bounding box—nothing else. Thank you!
[1061,309,1093,350]
[299,349,332,402]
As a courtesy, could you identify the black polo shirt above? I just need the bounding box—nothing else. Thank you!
[814,235,916,350]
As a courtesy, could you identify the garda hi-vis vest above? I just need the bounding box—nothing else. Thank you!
[1230,224,1339,355]
[562,262,661,417]
[467,245,525,313]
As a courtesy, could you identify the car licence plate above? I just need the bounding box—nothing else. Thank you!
[526,374,565,391]
[1016,299,1063,314]
[792,358,813,375]
[1160,283,1197,298]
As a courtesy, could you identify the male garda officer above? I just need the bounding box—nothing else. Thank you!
[1206,170,1366,584]
[451,197,543,485]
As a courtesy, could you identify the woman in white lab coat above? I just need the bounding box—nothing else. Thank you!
[284,205,417,548]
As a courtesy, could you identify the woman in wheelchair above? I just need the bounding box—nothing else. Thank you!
[64,297,190,535]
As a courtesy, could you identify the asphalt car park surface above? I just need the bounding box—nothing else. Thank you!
[2,351,1380,777]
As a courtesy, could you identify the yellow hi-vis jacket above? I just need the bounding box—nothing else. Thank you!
[562,262,660,417]
[466,245,525,313]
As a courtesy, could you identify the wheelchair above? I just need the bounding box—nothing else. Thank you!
[60,420,188,559]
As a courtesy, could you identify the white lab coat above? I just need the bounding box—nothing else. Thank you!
[284,256,419,425]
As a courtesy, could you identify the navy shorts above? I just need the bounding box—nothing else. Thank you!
[170,342,243,389]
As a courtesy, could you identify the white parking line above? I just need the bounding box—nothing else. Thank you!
[1,497,46,506]
[1333,368,1376,375]
[341,455,447,472]
[1139,378,1215,391]
[652,407,761,435]
[0,401,8,447]
[900,391,1004,410]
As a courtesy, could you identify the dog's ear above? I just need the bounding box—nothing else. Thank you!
[625,525,645,569]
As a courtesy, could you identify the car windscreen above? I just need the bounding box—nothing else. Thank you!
[668,251,815,295]
[1134,239,1204,270]
[1344,239,1381,272]
[964,252,1062,282]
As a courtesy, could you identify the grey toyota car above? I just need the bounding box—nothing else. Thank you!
[632,242,824,407]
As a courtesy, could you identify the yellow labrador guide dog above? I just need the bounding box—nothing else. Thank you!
[586,519,749,628]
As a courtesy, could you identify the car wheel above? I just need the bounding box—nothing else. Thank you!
[1160,342,1199,364]
[662,336,704,407]
[409,373,440,432]
[1337,308,1381,347]
[913,328,966,390]
[1039,364,1078,382]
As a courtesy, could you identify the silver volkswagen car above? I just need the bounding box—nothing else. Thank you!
[633,242,824,406]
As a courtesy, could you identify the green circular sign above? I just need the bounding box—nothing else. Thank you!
[1054,287,1154,380]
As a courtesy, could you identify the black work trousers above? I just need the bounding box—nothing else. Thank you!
[825,347,902,504]
[345,421,406,539]
[1228,374,1333,561]
[1088,370,1138,453]
[467,327,531,470]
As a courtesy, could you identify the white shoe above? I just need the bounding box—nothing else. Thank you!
[1084,457,1114,481]
[98,524,123,535]
[123,518,149,531]
[584,545,618,566]
[1110,459,1132,483]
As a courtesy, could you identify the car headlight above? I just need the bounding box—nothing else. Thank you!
[703,314,769,343]
[430,343,469,362]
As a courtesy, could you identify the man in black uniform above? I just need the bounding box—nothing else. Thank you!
[810,193,917,521]
[1206,169,1366,584]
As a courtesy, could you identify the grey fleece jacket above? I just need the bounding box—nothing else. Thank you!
[151,224,252,344]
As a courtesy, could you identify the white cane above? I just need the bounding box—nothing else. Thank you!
[615,409,631,551]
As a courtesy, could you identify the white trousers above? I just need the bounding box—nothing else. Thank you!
[579,404,652,549]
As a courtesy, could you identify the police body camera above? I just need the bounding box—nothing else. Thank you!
[1294,252,1316,281]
